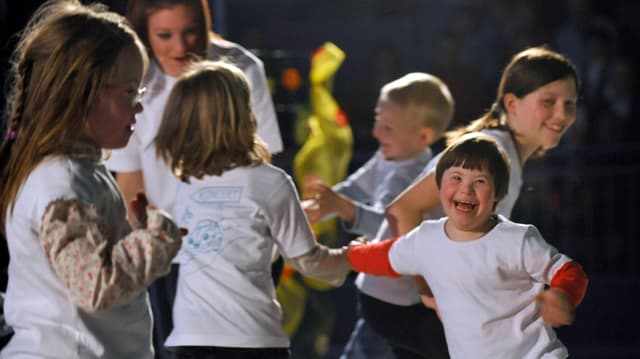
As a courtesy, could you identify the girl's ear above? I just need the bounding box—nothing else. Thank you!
[502,93,518,117]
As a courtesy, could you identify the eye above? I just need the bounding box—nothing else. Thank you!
[156,32,171,40]
[565,101,577,116]
[541,98,555,107]
[184,27,199,37]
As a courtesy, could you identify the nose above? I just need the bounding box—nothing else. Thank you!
[460,180,474,194]
[172,35,188,55]
[372,123,381,140]
[554,101,575,124]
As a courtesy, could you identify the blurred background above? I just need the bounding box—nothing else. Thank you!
[2,0,639,358]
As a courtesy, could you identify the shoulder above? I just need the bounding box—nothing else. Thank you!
[413,217,446,235]
[26,157,74,193]
[18,157,77,217]
[254,163,294,187]
[480,129,518,157]
[208,38,263,69]
[494,215,538,240]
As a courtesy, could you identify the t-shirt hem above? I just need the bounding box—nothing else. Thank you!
[165,334,290,348]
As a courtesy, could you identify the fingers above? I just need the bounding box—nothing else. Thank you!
[129,192,149,229]
[354,236,369,244]
[536,290,575,327]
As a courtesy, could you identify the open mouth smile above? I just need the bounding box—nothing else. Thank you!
[453,199,477,212]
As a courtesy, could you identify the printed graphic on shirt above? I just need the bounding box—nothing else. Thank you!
[178,186,249,274]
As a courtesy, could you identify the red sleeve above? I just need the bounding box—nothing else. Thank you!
[347,238,401,278]
[550,261,589,308]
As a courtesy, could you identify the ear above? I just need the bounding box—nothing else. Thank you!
[502,93,519,117]
[419,126,437,147]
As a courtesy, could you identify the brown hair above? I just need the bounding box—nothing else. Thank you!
[155,60,270,179]
[380,72,454,136]
[445,46,580,157]
[435,133,511,204]
[127,0,213,59]
[0,0,147,233]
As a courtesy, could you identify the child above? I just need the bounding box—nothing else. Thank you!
[359,46,582,357]
[349,134,589,359]
[0,1,183,358]
[153,60,351,359]
[302,72,454,358]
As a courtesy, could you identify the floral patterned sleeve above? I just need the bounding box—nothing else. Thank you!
[39,198,182,312]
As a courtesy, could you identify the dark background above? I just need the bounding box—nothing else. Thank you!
[2,0,639,358]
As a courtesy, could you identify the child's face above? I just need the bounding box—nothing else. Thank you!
[440,165,496,239]
[373,97,430,161]
[506,77,578,154]
[147,3,202,77]
[85,46,144,149]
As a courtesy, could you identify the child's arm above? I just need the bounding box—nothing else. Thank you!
[115,171,145,222]
[285,244,351,286]
[347,238,401,277]
[304,180,356,224]
[536,261,589,327]
[386,173,441,236]
[39,198,182,312]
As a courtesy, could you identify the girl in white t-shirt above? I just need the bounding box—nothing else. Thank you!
[154,60,351,359]
[349,134,589,359]
[0,1,183,357]
[354,46,583,357]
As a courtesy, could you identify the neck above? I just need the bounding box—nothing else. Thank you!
[445,215,499,242]
[507,128,538,166]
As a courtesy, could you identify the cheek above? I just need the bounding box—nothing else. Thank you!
[148,38,166,57]
[186,33,201,49]
[439,184,454,202]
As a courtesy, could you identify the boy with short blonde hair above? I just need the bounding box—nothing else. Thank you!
[303,72,454,358]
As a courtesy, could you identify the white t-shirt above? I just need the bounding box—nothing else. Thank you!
[106,38,282,211]
[356,129,523,305]
[2,156,153,359]
[165,164,316,348]
[390,216,571,359]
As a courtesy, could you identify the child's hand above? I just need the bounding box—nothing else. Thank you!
[304,180,354,224]
[130,192,149,229]
[535,288,574,327]
[420,293,442,321]
[130,192,188,236]
[348,236,369,248]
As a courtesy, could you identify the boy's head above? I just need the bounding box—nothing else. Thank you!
[155,60,269,179]
[435,134,510,211]
[374,73,454,161]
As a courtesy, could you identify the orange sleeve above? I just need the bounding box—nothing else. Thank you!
[550,261,589,308]
[347,238,401,278]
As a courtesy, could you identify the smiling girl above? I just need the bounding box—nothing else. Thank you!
[348,134,589,359]
[351,46,582,357]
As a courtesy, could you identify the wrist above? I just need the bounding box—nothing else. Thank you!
[338,198,356,223]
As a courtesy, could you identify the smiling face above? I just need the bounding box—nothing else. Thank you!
[372,96,431,161]
[84,46,144,149]
[440,165,497,241]
[147,3,202,77]
[504,76,578,159]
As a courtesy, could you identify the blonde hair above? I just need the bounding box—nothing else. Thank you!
[155,60,270,180]
[0,0,148,232]
[380,72,454,136]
